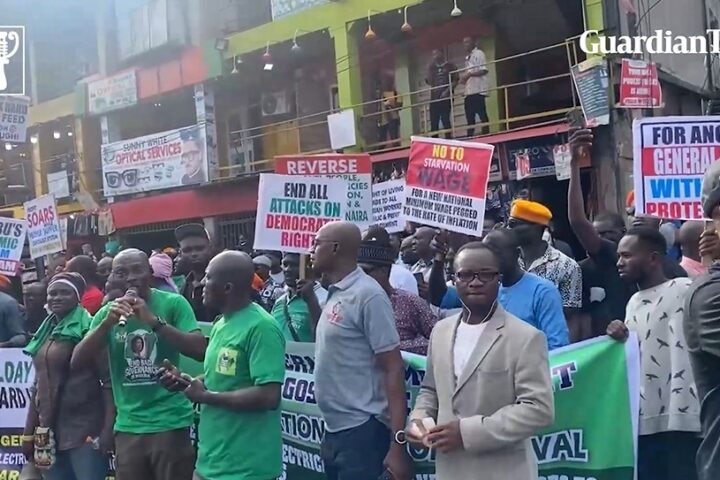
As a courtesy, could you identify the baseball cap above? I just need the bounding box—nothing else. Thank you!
[175,223,210,243]
[252,255,272,268]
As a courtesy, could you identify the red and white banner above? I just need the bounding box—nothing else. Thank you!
[619,59,662,109]
[633,116,720,220]
[404,137,494,236]
[275,154,372,229]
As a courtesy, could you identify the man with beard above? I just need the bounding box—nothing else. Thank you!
[311,221,412,480]
[71,249,206,480]
[159,250,285,480]
[607,228,700,480]
[175,223,218,323]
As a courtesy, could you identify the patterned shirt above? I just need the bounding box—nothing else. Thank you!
[521,244,582,309]
[259,278,285,313]
[390,289,437,355]
[626,278,700,435]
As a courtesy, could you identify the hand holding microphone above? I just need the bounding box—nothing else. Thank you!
[118,288,139,327]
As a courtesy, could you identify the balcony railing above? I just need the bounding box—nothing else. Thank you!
[0,37,585,209]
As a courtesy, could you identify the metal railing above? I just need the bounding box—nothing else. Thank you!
[0,37,584,209]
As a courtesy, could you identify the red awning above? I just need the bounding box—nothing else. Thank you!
[371,123,571,163]
[110,179,259,229]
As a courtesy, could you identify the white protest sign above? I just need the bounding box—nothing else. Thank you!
[24,195,63,259]
[0,217,27,276]
[371,179,406,234]
[553,144,572,181]
[254,174,348,254]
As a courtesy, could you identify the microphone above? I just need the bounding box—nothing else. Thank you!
[118,287,139,327]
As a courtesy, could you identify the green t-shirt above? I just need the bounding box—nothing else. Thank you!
[90,288,199,434]
[270,292,315,342]
[196,302,286,480]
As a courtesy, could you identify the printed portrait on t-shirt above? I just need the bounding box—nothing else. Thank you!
[123,330,158,385]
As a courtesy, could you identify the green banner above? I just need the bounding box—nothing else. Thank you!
[278,335,639,480]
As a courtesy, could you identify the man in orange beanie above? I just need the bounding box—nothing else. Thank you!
[508,199,584,341]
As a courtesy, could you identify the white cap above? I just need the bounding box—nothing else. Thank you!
[252,255,272,268]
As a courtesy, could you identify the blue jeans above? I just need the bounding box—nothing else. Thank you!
[320,417,390,480]
[44,444,108,480]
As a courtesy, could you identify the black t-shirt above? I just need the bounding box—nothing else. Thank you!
[684,265,720,479]
[580,240,635,336]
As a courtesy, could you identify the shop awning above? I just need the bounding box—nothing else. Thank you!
[110,178,259,229]
[370,123,571,163]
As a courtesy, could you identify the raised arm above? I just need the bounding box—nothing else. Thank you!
[567,128,602,255]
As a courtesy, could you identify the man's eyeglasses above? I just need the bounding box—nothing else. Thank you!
[105,169,139,188]
[454,270,499,283]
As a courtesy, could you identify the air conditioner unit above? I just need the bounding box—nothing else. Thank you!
[261,91,290,116]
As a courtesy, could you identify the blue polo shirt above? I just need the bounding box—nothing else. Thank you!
[441,272,569,350]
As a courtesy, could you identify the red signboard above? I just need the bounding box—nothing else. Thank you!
[619,58,662,108]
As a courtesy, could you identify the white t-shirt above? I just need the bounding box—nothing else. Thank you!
[464,48,489,96]
[453,320,488,378]
[390,264,419,296]
[625,278,701,435]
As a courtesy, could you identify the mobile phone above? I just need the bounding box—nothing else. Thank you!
[566,109,585,129]
[413,272,424,284]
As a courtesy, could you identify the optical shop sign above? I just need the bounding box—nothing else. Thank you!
[404,137,494,236]
[279,336,639,480]
[0,218,26,276]
[101,124,208,197]
[254,174,347,254]
[275,154,373,229]
[633,116,720,220]
[24,195,63,260]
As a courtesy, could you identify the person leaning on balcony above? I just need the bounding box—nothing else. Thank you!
[460,37,490,137]
[377,75,404,148]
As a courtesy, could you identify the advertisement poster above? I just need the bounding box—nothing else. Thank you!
[371,179,406,234]
[101,124,208,197]
[0,95,29,142]
[632,116,719,220]
[24,195,63,259]
[404,136,494,236]
[619,58,662,109]
[88,70,138,115]
[275,154,372,229]
[253,173,347,253]
[0,217,26,276]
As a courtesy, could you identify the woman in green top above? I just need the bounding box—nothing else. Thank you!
[22,272,112,480]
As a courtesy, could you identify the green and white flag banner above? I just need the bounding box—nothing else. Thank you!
[279,335,639,480]
[0,335,639,480]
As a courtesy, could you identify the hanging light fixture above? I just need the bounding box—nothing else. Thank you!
[262,41,272,64]
[451,0,463,17]
[401,6,413,33]
[365,10,377,40]
[53,131,61,139]
[291,29,302,53]
[30,134,38,144]
[231,55,239,74]
[67,131,73,137]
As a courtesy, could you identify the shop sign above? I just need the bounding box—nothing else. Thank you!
[88,70,138,115]
[271,0,330,19]
[0,95,29,142]
[101,124,208,197]
[507,136,564,180]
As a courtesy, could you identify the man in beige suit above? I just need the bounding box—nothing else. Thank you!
[408,241,554,480]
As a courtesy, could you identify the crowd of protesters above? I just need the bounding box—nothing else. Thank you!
[1,127,719,480]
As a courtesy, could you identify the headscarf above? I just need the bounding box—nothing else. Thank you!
[23,306,91,357]
[150,253,178,293]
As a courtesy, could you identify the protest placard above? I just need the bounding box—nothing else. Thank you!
[0,95,30,142]
[274,154,372,229]
[619,58,662,109]
[403,137,494,236]
[254,174,348,254]
[371,179,406,234]
[24,195,63,259]
[0,217,26,276]
[633,116,720,220]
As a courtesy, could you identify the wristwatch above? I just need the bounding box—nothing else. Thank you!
[394,430,407,445]
[152,317,167,333]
